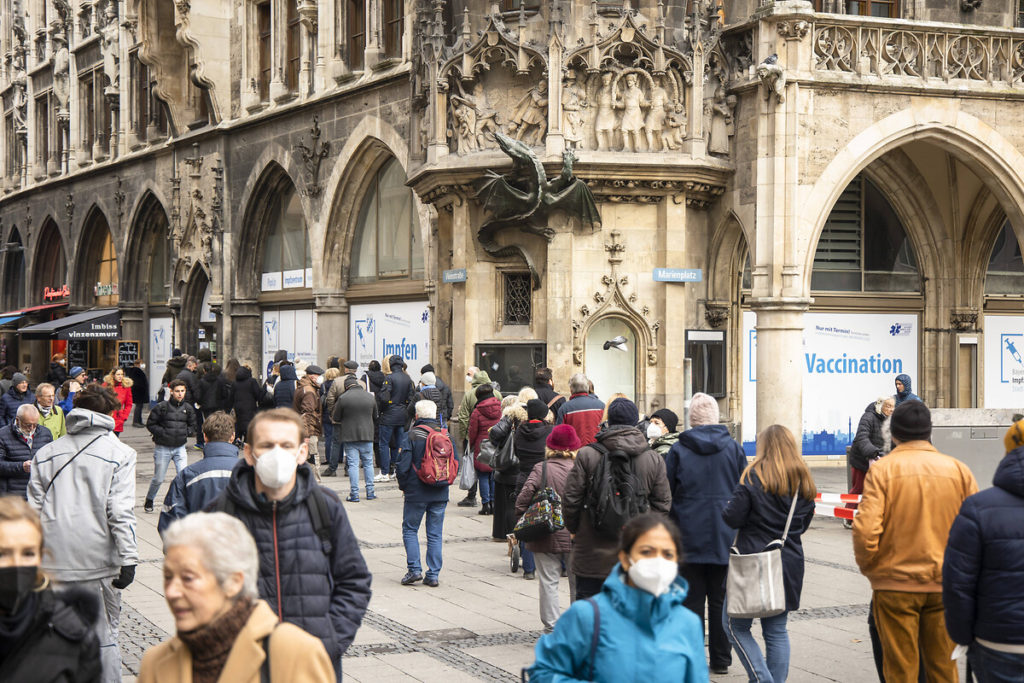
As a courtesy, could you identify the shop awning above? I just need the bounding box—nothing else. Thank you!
[0,302,69,327]
[19,308,120,340]
[0,316,21,326]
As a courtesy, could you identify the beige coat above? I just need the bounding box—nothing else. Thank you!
[138,600,335,683]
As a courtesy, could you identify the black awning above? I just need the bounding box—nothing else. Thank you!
[19,308,120,340]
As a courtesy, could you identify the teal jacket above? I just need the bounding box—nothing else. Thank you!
[528,566,709,683]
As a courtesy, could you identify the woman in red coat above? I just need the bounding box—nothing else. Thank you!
[468,383,502,515]
[103,366,134,436]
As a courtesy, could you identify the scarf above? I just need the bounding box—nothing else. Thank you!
[177,598,256,683]
[12,421,33,449]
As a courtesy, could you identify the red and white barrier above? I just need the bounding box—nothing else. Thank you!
[815,492,861,505]
[815,503,856,520]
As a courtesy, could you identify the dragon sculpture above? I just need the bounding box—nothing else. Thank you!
[476,133,601,289]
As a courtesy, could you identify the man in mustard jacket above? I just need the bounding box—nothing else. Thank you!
[852,400,977,683]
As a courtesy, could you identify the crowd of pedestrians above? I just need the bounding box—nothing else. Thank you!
[2,352,1023,683]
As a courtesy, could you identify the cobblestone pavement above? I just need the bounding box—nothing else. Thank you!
[114,422,964,682]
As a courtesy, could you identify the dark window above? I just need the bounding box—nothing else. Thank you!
[811,174,919,292]
[814,0,898,15]
[2,231,26,309]
[258,2,272,100]
[347,0,365,69]
[503,272,532,325]
[286,0,301,91]
[686,330,726,399]
[500,0,540,10]
[985,219,1024,295]
[475,343,547,397]
[35,93,48,167]
[350,158,422,283]
[4,112,17,181]
[383,0,402,58]
[1019,2,1024,28]
[80,73,95,156]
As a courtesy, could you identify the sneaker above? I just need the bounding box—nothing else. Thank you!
[322,468,337,477]
[457,497,478,508]
[373,473,388,483]
[144,499,154,513]
[192,444,204,451]
[366,493,378,500]
[711,666,729,675]
[523,571,536,580]
[401,571,423,586]
[345,495,360,503]
[423,577,439,587]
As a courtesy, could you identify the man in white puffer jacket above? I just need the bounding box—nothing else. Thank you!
[28,383,138,683]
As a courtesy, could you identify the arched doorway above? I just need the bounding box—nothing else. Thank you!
[32,219,67,299]
[181,266,214,359]
[585,317,637,401]
[74,208,120,375]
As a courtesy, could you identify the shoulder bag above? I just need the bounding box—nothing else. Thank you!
[493,427,520,472]
[513,460,565,542]
[725,493,799,619]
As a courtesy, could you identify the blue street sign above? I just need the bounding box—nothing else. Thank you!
[443,268,468,283]
[653,268,703,283]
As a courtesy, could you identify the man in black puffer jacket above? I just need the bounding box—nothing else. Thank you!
[377,356,414,481]
[215,408,372,680]
[144,380,196,512]
[943,420,1024,676]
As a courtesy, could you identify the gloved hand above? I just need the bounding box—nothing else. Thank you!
[111,565,136,589]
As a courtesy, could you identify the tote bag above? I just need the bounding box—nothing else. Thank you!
[513,460,565,542]
[726,494,799,619]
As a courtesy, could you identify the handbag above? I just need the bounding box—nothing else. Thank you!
[459,445,478,490]
[726,493,799,619]
[513,461,565,542]
[477,438,498,469]
[493,428,520,472]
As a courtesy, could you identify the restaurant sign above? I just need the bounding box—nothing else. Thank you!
[43,284,70,301]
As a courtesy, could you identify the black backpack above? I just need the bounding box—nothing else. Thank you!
[585,442,650,540]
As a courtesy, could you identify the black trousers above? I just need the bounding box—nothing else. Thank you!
[574,575,605,602]
[132,402,144,425]
[681,563,732,669]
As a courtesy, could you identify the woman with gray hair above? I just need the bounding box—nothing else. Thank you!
[138,512,333,682]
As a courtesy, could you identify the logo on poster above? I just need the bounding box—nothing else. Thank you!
[1001,333,1024,386]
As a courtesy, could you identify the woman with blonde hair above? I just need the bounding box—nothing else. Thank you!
[490,395,528,541]
[102,366,133,437]
[0,496,101,681]
[722,424,816,683]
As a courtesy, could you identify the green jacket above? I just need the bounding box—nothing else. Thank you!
[37,404,66,439]
[650,431,680,457]
[456,370,492,439]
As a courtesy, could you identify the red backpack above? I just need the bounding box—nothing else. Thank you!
[414,426,459,487]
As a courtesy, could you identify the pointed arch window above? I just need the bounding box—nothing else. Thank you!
[985,219,1024,295]
[261,181,312,289]
[811,174,920,292]
[350,158,422,283]
[2,230,26,310]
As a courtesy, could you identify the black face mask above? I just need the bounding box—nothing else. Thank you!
[0,566,39,614]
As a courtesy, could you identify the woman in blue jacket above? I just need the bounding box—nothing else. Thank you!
[722,424,816,683]
[527,513,708,683]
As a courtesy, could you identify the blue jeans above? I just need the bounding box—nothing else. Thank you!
[322,422,334,469]
[402,499,446,580]
[521,545,536,573]
[345,442,375,498]
[725,607,790,682]
[478,471,494,503]
[970,642,1024,683]
[147,445,187,502]
[378,424,408,475]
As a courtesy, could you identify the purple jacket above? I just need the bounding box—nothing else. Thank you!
[514,457,575,554]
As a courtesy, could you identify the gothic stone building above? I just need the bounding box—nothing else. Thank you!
[2,0,1024,456]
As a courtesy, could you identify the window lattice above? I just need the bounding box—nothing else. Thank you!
[503,273,532,325]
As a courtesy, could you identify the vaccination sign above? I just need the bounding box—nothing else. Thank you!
[984,315,1024,409]
[742,312,919,457]
[350,301,430,383]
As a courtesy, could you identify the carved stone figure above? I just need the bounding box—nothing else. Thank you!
[645,77,670,152]
[460,82,499,148]
[562,69,587,148]
[593,71,617,151]
[507,80,548,146]
[51,34,70,112]
[757,54,786,103]
[707,85,733,156]
[616,72,647,152]
[664,100,687,150]
[451,97,477,153]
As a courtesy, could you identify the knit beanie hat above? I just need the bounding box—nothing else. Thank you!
[420,372,436,386]
[547,424,582,451]
[11,372,27,385]
[526,398,549,421]
[688,393,720,427]
[1005,418,1024,453]
[890,400,932,443]
[651,408,679,433]
[607,397,639,426]
[343,376,361,390]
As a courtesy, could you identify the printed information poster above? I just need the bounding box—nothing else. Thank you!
[742,311,919,456]
[350,302,430,384]
[261,309,317,377]
[148,317,174,402]
[983,315,1024,409]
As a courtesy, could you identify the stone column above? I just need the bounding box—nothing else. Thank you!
[658,196,688,414]
[750,299,808,446]
[546,217,574,394]
[448,196,475,402]
[230,298,263,376]
[314,292,348,362]
[120,302,145,359]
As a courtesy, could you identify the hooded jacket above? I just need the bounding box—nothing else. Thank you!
[528,567,708,683]
[161,355,186,386]
[665,424,748,565]
[28,409,139,581]
[273,364,298,409]
[649,431,680,457]
[1,386,36,425]
[147,396,197,448]
[125,365,149,403]
[397,418,454,504]
[850,401,886,471]
[944,447,1024,646]
[435,377,455,422]
[723,473,816,611]
[102,375,134,432]
[852,440,977,593]
[469,396,503,472]
[563,425,672,578]
[456,371,492,438]
[157,440,239,534]
[45,361,68,386]
[292,374,322,438]
[515,456,575,554]
[894,373,921,405]
[407,385,445,427]
[362,369,385,395]
[514,419,555,491]
[217,464,372,668]
[197,365,232,416]
[231,367,265,439]
[378,369,415,427]
[556,393,605,447]
[175,366,199,405]
[0,587,101,683]
[0,421,54,497]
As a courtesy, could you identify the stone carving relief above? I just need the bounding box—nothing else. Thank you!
[293,115,331,197]
[704,84,736,157]
[757,54,786,103]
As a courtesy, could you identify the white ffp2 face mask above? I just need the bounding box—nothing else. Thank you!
[254,446,298,489]
[646,423,663,439]
[627,556,678,597]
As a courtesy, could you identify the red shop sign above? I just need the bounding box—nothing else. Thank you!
[43,284,70,301]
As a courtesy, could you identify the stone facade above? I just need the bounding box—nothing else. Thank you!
[1,0,1023,453]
